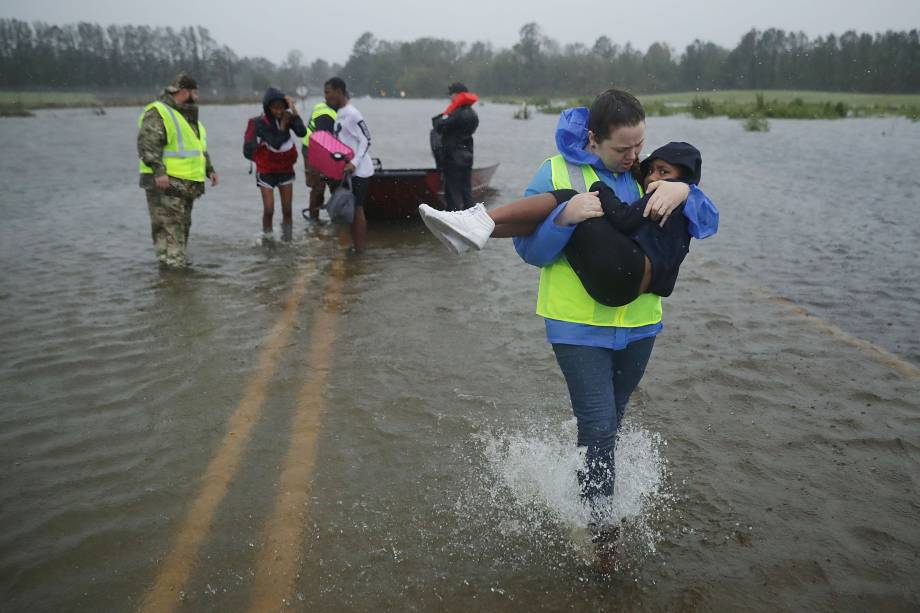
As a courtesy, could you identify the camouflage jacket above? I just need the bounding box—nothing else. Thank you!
[137,93,215,199]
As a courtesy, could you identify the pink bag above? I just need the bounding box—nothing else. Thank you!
[308,131,354,180]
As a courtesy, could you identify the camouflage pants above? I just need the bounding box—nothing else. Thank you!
[145,189,195,267]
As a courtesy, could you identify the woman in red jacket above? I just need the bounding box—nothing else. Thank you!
[244,88,307,240]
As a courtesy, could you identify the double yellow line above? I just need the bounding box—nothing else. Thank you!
[140,254,347,613]
[249,256,346,610]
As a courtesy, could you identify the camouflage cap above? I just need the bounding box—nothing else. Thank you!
[165,74,199,93]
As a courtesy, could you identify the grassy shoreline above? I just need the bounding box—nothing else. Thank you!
[492,90,920,121]
[0,91,261,116]
[2,90,919,121]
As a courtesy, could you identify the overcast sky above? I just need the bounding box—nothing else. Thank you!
[3,0,919,65]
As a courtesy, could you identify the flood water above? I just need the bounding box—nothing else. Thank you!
[1,100,919,611]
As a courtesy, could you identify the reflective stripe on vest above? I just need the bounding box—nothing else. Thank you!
[534,154,662,328]
[303,102,337,145]
[138,101,207,182]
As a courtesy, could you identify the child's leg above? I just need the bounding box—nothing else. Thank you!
[418,189,575,254]
[279,184,294,226]
[489,192,557,226]
[260,186,275,232]
[488,190,576,237]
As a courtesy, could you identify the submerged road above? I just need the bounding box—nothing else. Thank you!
[1,104,919,611]
[139,246,348,612]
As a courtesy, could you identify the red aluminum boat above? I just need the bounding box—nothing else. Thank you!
[363,160,499,220]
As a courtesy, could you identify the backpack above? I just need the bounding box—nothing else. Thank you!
[242,115,263,160]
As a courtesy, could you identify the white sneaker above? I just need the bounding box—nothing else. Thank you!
[418,203,495,254]
[418,204,470,254]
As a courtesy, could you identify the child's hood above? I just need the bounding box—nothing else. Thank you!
[640,142,702,185]
[262,87,288,115]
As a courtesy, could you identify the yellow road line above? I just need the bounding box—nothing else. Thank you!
[139,263,313,613]
[703,259,920,380]
[248,255,347,611]
[769,296,920,380]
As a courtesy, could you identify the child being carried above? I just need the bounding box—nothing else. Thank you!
[419,142,708,307]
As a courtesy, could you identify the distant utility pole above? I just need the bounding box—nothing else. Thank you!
[296,86,308,114]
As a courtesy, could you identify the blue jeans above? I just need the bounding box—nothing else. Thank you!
[552,337,656,504]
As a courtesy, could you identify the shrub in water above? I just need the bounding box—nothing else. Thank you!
[690,96,716,118]
[743,115,770,132]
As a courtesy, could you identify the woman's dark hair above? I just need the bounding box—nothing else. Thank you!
[588,88,645,142]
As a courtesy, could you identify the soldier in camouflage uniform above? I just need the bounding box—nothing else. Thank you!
[137,74,218,268]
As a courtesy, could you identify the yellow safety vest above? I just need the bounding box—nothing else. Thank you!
[302,102,337,145]
[138,101,207,182]
[535,155,662,327]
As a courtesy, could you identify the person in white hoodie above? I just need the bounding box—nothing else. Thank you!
[326,77,373,252]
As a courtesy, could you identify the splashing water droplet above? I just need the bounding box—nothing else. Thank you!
[449,417,673,572]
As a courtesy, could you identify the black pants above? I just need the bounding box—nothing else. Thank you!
[443,165,473,211]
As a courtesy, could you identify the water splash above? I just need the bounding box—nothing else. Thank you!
[456,417,673,570]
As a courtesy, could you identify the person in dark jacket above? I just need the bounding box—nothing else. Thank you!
[431,82,479,211]
[244,87,307,240]
[418,142,711,306]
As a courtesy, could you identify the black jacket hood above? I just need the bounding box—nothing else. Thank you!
[262,87,288,116]
[640,141,702,185]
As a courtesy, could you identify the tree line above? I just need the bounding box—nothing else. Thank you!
[0,20,341,94]
[341,24,920,97]
[1,18,918,97]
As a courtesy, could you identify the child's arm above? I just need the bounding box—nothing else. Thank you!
[243,129,259,160]
[589,181,646,233]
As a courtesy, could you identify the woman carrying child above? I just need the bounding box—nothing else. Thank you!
[422,89,719,550]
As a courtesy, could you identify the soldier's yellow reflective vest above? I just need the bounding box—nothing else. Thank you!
[138,101,207,182]
[302,102,337,145]
[534,155,662,327]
